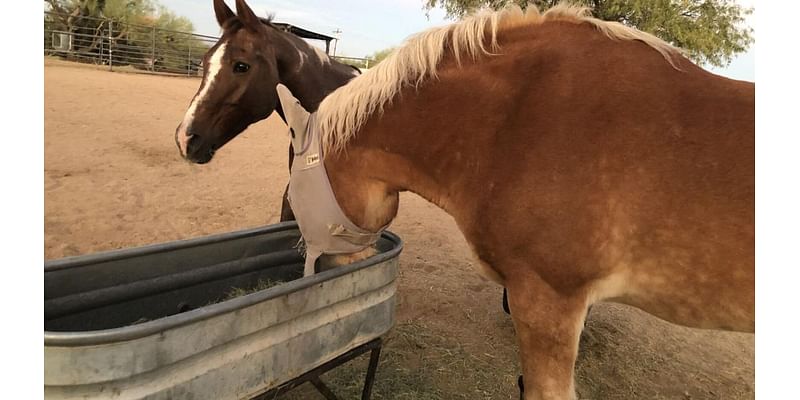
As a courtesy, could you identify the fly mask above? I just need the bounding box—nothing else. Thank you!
[276,84,385,276]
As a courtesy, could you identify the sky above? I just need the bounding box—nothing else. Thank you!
[159,0,450,57]
[158,0,754,81]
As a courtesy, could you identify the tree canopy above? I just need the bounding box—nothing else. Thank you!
[422,0,753,67]
[45,0,195,32]
[370,47,397,65]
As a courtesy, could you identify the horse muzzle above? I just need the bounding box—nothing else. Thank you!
[176,125,216,164]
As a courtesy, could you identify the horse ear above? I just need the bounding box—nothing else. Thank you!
[213,0,235,28]
[235,0,263,32]
[276,84,311,142]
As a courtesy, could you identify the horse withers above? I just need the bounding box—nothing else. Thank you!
[276,4,754,399]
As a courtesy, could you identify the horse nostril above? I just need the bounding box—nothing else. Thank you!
[176,125,198,156]
[184,134,201,154]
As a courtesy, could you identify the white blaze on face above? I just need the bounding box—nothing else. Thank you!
[176,42,228,156]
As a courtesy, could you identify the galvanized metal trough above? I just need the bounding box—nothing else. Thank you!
[44,222,402,400]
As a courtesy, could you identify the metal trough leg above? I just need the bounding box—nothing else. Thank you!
[309,377,338,400]
[361,344,382,400]
[252,338,384,400]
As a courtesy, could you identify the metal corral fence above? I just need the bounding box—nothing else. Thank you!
[44,11,217,76]
[333,55,373,70]
[44,11,374,76]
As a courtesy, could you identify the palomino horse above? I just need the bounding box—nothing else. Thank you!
[175,0,359,220]
[276,4,754,399]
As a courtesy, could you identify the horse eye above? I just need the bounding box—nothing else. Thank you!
[233,62,250,74]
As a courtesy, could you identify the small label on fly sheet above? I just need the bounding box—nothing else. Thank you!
[306,153,320,166]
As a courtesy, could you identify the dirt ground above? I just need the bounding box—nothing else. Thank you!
[44,59,754,399]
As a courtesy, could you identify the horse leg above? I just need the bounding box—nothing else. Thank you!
[505,273,589,400]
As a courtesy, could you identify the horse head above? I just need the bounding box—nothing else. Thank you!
[175,0,282,163]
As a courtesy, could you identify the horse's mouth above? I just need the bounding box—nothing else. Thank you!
[191,155,213,164]
[183,135,217,164]
[187,147,216,164]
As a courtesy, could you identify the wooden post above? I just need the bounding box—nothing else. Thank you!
[332,29,342,57]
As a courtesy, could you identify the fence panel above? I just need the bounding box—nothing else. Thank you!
[44,11,374,75]
[44,11,217,76]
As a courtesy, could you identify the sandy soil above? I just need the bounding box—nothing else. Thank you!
[44,59,754,399]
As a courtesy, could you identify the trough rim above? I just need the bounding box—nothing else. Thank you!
[44,222,403,347]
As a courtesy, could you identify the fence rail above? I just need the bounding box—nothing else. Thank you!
[332,55,373,70]
[44,10,374,76]
[44,11,216,76]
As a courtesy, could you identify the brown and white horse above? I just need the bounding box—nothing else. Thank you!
[277,4,754,399]
[175,0,359,220]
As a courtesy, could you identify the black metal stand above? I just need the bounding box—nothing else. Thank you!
[251,338,383,400]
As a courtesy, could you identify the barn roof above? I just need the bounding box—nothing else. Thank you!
[272,23,335,42]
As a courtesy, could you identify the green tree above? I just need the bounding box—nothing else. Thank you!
[370,47,397,65]
[102,0,155,24]
[153,6,195,32]
[422,0,753,67]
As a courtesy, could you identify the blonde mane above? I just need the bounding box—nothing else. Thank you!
[317,2,682,153]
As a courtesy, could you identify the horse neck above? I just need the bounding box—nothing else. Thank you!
[320,22,702,235]
[322,69,493,233]
[270,29,356,113]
